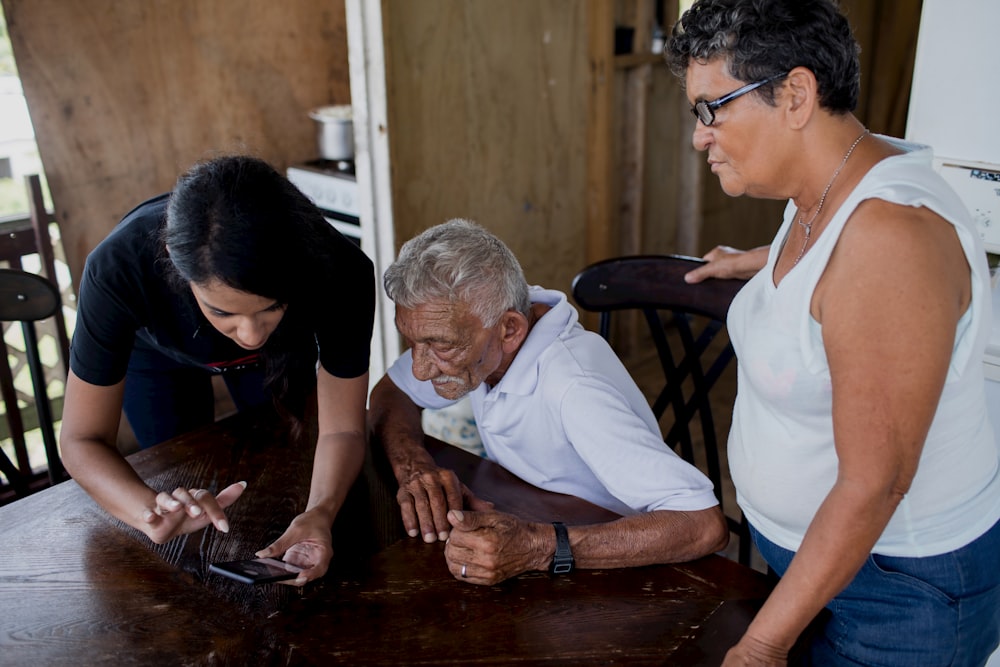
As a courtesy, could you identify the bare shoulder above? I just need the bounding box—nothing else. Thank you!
[816,199,971,320]
[838,199,967,282]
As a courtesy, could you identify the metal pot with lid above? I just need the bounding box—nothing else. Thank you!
[309,105,354,161]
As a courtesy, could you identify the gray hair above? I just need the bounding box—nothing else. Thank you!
[383,219,531,327]
[665,0,860,113]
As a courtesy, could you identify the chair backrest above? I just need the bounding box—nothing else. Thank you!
[0,268,68,503]
[571,254,751,563]
[3,175,72,368]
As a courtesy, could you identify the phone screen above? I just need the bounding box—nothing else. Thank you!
[209,557,304,585]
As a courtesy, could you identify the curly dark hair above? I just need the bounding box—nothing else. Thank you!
[664,0,860,114]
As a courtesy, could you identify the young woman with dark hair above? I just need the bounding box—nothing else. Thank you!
[60,155,375,585]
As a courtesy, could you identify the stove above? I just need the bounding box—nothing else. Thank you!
[286,159,361,244]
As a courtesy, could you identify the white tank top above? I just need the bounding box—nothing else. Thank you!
[727,137,1000,557]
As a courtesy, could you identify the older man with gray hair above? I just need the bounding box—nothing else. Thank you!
[369,218,728,585]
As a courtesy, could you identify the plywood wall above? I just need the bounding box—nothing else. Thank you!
[382,0,591,292]
[3,0,351,284]
[379,0,798,293]
[5,0,919,296]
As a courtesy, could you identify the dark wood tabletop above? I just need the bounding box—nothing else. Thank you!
[0,408,775,666]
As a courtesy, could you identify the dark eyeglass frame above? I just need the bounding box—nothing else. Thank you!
[692,72,789,126]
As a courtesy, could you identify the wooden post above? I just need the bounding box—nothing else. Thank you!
[585,0,615,268]
[618,0,655,258]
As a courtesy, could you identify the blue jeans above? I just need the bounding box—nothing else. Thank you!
[750,519,1000,666]
[123,340,270,449]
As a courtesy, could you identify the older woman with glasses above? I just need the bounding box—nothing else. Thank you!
[667,1,1000,665]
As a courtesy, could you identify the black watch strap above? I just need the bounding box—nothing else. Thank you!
[550,521,574,574]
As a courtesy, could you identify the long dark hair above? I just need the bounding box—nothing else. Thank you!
[162,155,333,436]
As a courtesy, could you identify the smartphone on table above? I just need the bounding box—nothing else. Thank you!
[209,557,304,585]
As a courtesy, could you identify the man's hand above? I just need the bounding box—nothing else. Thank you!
[139,481,246,544]
[443,509,552,585]
[684,245,768,284]
[396,462,493,542]
[396,461,466,542]
[255,508,335,586]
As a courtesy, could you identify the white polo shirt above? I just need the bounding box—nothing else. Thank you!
[386,287,718,516]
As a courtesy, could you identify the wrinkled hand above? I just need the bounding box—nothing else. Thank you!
[722,635,789,667]
[443,509,550,585]
[139,481,247,544]
[684,245,768,284]
[255,508,334,586]
[396,462,493,543]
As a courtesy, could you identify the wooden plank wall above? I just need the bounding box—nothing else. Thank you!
[843,0,922,139]
[381,0,699,293]
[3,0,351,285]
[615,0,690,259]
[587,0,616,273]
[4,0,919,297]
[382,0,591,292]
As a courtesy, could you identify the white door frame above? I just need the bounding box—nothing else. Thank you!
[345,0,399,389]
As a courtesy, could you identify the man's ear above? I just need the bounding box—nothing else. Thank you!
[498,310,530,353]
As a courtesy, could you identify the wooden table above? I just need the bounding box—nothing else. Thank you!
[0,408,776,666]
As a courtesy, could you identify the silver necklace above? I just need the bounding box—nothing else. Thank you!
[793,129,869,265]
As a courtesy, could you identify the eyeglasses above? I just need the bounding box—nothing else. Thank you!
[691,72,788,127]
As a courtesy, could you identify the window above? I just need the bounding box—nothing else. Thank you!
[1,6,48,218]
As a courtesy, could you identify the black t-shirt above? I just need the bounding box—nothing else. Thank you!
[70,193,375,385]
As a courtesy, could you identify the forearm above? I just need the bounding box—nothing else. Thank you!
[62,437,156,530]
[569,507,729,570]
[743,481,902,652]
[447,507,730,584]
[304,431,367,524]
[369,377,435,481]
[60,373,157,528]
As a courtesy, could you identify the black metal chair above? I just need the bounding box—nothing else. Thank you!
[571,254,752,565]
[0,268,68,502]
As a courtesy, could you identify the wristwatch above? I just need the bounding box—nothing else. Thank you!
[550,521,574,574]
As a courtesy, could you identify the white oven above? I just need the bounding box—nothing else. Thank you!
[286,160,362,245]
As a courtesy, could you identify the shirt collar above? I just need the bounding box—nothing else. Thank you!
[489,286,577,397]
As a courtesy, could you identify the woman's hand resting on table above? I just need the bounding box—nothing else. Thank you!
[684,245,769,284]
[255,507,337,586]
[723,635,789,667]
[140,481,247,544]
